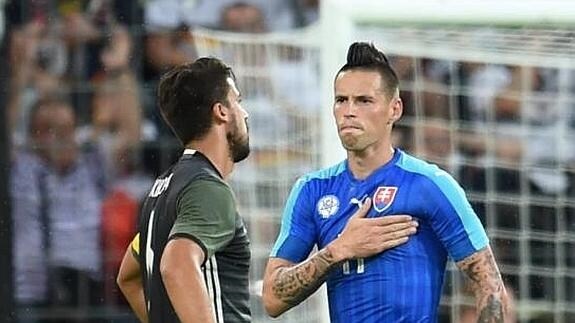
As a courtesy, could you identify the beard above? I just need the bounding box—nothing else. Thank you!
[227,116,250,163]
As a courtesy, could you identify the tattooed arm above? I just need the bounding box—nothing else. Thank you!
[262,199,418,317]
[262,248,340,318]
[456,246,510,323]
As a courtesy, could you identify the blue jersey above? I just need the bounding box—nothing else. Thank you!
[270,149,489,323]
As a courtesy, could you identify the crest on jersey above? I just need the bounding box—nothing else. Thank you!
[317,195,339,218]
[373,186,398,212]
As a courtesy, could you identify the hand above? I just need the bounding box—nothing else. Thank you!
[328,198,418,262]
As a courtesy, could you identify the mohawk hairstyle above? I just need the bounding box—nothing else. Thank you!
[337,41,399,98]
[346,42,391,66]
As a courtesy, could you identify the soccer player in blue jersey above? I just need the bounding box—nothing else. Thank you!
[262,42,510,322]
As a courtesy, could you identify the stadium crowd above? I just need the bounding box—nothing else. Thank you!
[1,0,573,322]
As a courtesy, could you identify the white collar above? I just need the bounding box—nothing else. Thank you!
[183,149,196,155]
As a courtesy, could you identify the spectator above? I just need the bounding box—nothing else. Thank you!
[7,20,67,147]
[143,0,198,81]
[414,119,459,174]
[11,98,106,321]
[421,58,452,120]
[84,24,153,305]
[87,24,143,179]
[183,0,301,31]
[220,1,266,32]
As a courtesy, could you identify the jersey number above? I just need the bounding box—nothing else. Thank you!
[343,258,365,275]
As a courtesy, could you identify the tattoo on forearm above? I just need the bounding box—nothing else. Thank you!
[272,248,337,306]
[477,295,504,323]
[458,248,506,323]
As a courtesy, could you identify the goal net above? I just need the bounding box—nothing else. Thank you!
[192,0,575,321]
[192,26,328,322]
[320,1,575,323]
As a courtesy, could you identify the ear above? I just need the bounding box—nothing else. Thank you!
[391,97,403,122]
[389,97,403,124]
[212,102,231,124]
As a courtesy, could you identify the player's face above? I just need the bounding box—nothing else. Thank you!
[333,70,401,152]
[225,77,250,162]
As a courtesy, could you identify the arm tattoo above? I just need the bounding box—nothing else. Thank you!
[457,247,506,323]
[272,248,338,307]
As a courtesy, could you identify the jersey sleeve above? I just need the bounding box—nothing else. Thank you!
[130,233,140,257]
[169,179,236,260]
[270,177,317,263]
[423,170,489,262]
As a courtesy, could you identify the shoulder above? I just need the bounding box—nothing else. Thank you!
[184,177,230,194]
[12,148,40,164]
[11,150,43,187]
[297,160,347,186]
[175,153,223,182]
[165,154,227,197]
[395,150,462,193]
[178,178,234,209]
[395,150,442,177]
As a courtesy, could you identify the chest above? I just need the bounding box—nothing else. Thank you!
[313,177,427,247]
[221,216,251,259]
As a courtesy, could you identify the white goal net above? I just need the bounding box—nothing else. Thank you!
[193,0,575,322]
[321,1,575,323]
[192,26,328,323]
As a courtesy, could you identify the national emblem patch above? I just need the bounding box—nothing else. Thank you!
[373,186,398,212]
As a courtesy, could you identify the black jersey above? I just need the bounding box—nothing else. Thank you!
[137,150,251,323]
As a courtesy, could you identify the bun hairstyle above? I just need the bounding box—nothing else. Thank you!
[337,42,399,98]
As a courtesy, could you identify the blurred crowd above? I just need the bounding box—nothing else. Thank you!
[390,57,575,322]
[1,0,574,322]
[2,0,319,322]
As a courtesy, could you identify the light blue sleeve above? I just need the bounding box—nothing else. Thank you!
[270,177,317,262]
[422,169,489,261]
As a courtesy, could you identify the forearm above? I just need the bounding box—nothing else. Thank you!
[162,264,215,323]
[161,239,215,323]
[475,288,506,323]
[457,247,507,323]
[117,248,147,323]
[264,246,340,317]
[119,283,148,323]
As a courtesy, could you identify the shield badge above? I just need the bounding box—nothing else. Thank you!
[373,186,398,212]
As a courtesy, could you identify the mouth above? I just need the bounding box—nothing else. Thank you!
[339,125,362,132]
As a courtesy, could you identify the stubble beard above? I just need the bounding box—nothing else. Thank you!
[227,117,250,163]
[340,133,363,152]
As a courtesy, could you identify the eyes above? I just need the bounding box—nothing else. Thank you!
[334,96,374,104]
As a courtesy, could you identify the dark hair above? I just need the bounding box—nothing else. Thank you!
[336,42,399,98]
[157,57,235,145]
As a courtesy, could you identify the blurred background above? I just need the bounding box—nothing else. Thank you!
[0,0,573,322]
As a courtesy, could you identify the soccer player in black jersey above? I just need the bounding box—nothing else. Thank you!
[117,57,251,323]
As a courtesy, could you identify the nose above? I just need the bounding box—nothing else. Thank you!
[342,102,357,118]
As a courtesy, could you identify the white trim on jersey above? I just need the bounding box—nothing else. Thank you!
[183,149,196,155]
[211,257,224,322]
[204,256,224,323]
